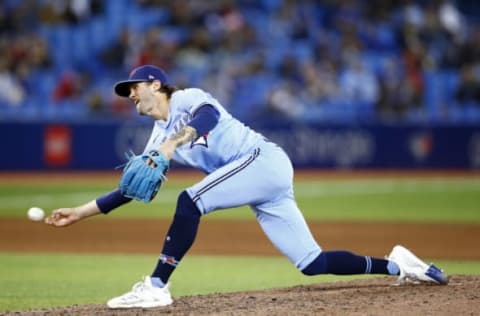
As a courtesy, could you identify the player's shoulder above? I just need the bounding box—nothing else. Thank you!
[172,88,217,111]
[173,87,209,99]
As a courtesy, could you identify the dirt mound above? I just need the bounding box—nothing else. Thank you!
[6,275,479,316]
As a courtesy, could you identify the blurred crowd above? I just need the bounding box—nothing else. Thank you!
[1,0,480,123]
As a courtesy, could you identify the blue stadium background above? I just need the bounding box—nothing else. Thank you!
[1,0,480,170]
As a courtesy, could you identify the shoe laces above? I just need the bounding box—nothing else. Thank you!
[120,278,151,300]
[132,280,148,294]
[131,277,168,294]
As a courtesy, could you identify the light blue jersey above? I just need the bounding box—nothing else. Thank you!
[144,87,321,270]
[144,88,265,174]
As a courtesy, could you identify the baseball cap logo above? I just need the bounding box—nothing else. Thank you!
[148,74,155,79]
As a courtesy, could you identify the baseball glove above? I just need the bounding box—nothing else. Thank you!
[119,150,169,203]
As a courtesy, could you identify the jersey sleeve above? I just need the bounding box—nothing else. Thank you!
[187,104,220,136]
[179,88,220,115]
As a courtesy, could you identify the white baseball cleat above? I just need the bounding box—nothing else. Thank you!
[388,245,449,285]
[107,276,173,308]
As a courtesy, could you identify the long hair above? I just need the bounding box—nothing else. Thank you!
[159,84,179,98]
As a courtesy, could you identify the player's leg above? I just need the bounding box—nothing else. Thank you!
[150,190,201,287]
[148,147,276,288]
[302,243,448,284]
[107,190,199,308]
[186,142,391,276]
[252,196,400,276]
[148,143,298,284]
[251,159,447,284]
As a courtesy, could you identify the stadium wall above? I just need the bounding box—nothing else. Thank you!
[2,122,480,170]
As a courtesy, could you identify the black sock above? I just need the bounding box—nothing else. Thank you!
[151,191,201,283]
[302,250,395,275]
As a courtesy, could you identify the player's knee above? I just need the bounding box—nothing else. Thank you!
[175,191,202,220]
[301,253,327,276]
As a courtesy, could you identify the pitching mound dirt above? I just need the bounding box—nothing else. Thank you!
[5,275,479,316]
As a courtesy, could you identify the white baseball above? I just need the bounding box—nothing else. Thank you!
[27,207,45,222]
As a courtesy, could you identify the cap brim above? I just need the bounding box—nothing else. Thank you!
[114,80,145,97]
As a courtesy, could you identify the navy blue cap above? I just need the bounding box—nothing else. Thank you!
[114,65,169,97]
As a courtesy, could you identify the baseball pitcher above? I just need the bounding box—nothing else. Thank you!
[45,65,448,309]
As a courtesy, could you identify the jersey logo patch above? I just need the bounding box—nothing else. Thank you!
[191,134,208,148]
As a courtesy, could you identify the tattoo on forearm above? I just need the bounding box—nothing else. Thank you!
[169,126,198,146]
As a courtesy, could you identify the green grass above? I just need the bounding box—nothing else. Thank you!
[1,252,479,311]
[1,177,479,223]
[1,175,479,311]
